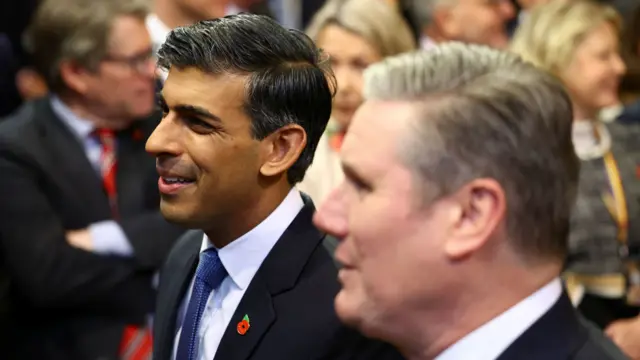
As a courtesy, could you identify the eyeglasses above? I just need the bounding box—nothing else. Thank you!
[102,48,156,73]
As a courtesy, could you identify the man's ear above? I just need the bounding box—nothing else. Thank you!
[259,124,307,178]
[15,67,48,100]
[59,60,92,95]
[443,178,506,260]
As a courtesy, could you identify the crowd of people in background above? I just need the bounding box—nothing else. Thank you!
[2,0,640,359]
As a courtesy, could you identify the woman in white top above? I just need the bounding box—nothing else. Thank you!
[512,2,640,358]
[297,0,416,204]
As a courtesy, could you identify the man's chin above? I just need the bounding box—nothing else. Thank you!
[334,291,363,328]
[334,291,387,340]
[159,202,198,228]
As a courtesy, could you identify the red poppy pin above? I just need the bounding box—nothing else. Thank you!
[237,314,250,335]
[636,165,640,179]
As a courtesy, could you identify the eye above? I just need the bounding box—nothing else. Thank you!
[351,59,369,71]
[347,176,371,195]
[183,116,215,134]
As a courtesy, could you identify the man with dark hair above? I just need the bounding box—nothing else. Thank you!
[148,14,402,360]
[408,0,514,50]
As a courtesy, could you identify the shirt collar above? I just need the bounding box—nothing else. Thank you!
[200,188,305,290]
[50,95,95,140]
[436,278,563,360]
[420,35,437,51]
[518,10,528,25]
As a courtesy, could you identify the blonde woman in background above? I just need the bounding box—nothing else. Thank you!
[512,1,640,357]
[298,0,416,203]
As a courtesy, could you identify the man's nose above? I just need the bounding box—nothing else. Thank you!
[146,115,182,156]
[313,186,349,240]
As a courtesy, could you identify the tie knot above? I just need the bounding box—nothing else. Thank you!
[195,248,227,290]
[94,128,115,136]
[93,128,116,145]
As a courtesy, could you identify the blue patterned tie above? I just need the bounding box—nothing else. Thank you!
[175,248,227,360]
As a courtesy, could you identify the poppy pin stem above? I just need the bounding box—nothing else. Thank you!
[237,314,250,335]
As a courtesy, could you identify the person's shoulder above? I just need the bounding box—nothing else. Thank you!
[0,99,41,138]
[617,99,640,124]
[0,99,47,158]
[613,101,640,137]
[571,317,629,360]
[609,117,640,157]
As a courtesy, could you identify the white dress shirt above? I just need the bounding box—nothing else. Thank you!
[420,35,437,51]
[171,188,304,360]
[572,120,611,161]
[436,278,563,360]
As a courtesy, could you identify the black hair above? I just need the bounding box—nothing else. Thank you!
[158,13,336,184]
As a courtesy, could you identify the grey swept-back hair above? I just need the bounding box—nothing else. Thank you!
[364,43,579,262]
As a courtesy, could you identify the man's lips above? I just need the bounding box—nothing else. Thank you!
[155,166,196,194]
[156,165,196,181]
[157,176,195,195]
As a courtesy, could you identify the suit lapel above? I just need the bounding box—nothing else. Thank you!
[155,231,201,360]
[34,99,111,218]
[214,197,325,360]
[214,275,276,360]
[496,293,585,360]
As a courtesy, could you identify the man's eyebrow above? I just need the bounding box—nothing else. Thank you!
[158,93,222,123]
[173,104,222,123]
[342,160,367,183]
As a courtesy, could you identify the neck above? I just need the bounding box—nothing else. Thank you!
[398,262,559,360]
[572,103,598,122]
[154,0,199,29]
[57,93,131,130]
[424,27,446,44]
[204,182,293,249]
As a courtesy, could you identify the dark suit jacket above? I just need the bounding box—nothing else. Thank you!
[496,293,629,359]
[153,197,404,360]
[0,97,185,360]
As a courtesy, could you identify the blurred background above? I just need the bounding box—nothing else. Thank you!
[4,0,640,358]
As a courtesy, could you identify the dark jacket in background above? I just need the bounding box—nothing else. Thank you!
[0,97,184,360]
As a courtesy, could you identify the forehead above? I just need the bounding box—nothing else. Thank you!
[108,15,151,54]
[341,101,415,175]
[163,67,247,114]
[577,22,617,52]
[317,24,379,59]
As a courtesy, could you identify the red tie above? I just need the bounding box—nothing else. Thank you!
[95,129,153,360]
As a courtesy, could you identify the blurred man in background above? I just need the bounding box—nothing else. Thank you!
[409,0,515,49]
[0,0,184,358]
